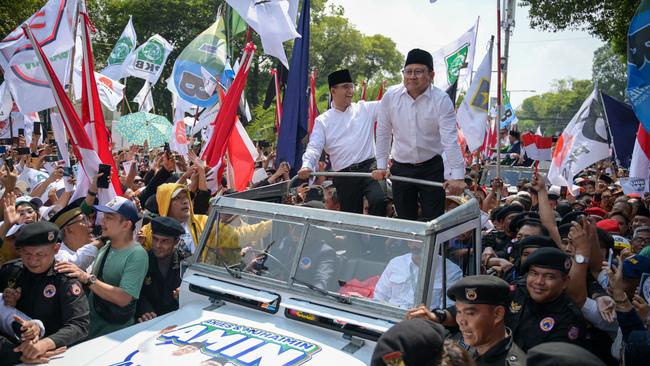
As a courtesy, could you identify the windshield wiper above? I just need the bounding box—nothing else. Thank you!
[219,258,242,279]
[291,277,352,304]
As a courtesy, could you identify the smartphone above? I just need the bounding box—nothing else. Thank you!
[97,164,111,189]
[33,122,42,135]
[607,248,614,268]
[17,128,24,137]
[17,147,31,155]
[560,186,568,199]
[43,155,58,162]
[164,142,171,154]
[63,167,73,177]
[5,158,14,172]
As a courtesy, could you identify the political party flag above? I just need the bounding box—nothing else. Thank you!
[276,0,310,171]
[520,132,553,161]
[263,61,288,109]
[124,34,173,84]
[432,18,478,91]
[456,39,492,151]
[95,72,124,111]
[171,95,189,158]
[226,6,248,36]
[225,0,300,68]
[601,92,640,168]
[0,82,12,121]
[101,16,137,80]
[227,119,259,191]
[548,89,611,186]
[500,86,518,128]
[629,124,650,183]
[0,0,78,113]
[171,19,227,107]
[620,177,648,195]
[627,0,650,132]
[134,81,154,112]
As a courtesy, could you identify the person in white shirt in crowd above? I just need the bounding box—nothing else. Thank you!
[297,69,387,216]
[372,49,466,220]
[374,241,463,309]
[49,199,103,270]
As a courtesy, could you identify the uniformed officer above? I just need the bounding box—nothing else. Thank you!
[370,318,446,366]
[0,221,89,362]
[526,342,605,366]
[446,275,526,366]
[136,216,184,323]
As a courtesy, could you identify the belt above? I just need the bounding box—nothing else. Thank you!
[339,158,375,172]
[391,155,440,168]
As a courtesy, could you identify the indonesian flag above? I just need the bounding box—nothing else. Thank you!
[629,124,650,184]
[521,132,553,161]
[308,70,319,135]
[79,11,122,196]
[94,72,124,111]
[226,120,259,191]
[170,95,189,158]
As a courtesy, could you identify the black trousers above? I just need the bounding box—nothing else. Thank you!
[390,155,445,221]
[332,158,387,216]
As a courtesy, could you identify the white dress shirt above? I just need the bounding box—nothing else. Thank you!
[55,242,99,271]
[301,101,379,172]
[376,84,465,179]
[373,252,463,309]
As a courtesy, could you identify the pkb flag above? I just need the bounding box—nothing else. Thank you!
[124,34,173,84]
[101,16,137,80]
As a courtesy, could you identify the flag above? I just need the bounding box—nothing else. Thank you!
[548,89,611,186]
[276,0,310,171]
[432,18,478,91]
[224,0,300,68]
[101,16,136,80]
[456,39,492,151]
[535,126,542,136]
[308,70,319,135]
[227,119,259,191]
[520,132,553,161]
[124,34,173,84]
[171,19,227,107]
[0,0,78,113]
[271,68,284,133]
[201,43,255,167]
[0,82,12,120]
[445,80,458,105]
[170,95,189,158]
[360,80,367,101]
[263,61,288,109]
[134,81,154,112]
[79,11,123,196]
[601,92,640,168]
[500,86,518,128]
[95,72,124,111]
[226,6,248,36]
[630,124,650,182]
[627,0,650,133]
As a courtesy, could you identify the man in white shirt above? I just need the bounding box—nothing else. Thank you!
[49,202,103,270]
[297,69,386,216]
[374,242,463,309]
[372,49,466,220]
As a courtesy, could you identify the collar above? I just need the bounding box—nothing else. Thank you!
[331,102,353,113]
[398,84,433,100]
[475,327,513,362]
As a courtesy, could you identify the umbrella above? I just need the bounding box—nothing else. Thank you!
[116,112,172,147]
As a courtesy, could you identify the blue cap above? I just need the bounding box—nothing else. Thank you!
[623,254,650,279]
[94,196,141,223]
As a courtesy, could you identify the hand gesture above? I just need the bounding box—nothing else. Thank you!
[596,296,616,323]
[54,262,89,284]
[632,294,649,322]
[90,172,104,192]
[406,304,440,322]
[568,218,591,253]
[2,286,21,307]
[14,315,41,342]
[188,150,206,171]
[531,174,546,192]
[162,152,175,172]
[2,192,20,225]
[605,255,626,298]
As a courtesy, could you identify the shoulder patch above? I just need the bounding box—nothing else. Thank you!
[539,317,555,332]
[43,284,56,298]
[382,351,406,366]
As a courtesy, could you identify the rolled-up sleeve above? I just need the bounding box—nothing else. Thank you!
[438,96,465,179]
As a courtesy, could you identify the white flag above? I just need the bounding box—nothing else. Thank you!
[225,0,300,68]
[0,82,13,121]
[134,81,154,112]
[432,18,478,91]
[456,41,492,151]
[124,34,173,84]
[548,89,611,186]
[95,72,125,111]
[0,0,78,113]
[170,95,189,158]
[101,16,137,80]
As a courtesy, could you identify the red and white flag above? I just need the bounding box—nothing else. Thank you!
[308,70,319,136]
[521,132,553,161]
[226,120,259,191]
[629,124,650,187]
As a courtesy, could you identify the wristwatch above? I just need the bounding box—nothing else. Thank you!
[574,254,590,265]
[86,274,98,286]
[432,308,447,323]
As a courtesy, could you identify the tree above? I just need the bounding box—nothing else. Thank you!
[520,0,640,56]
[592,45,627,101]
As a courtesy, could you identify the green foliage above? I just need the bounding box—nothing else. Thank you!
[517,119,537,133]
[246,101,277,143]
[516,78,593,135]
[0,0,44,37]
[592,45,627,101]
[520,0,640,56]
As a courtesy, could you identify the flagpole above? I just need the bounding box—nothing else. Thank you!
[67,0,81,101]
[496,0,502,183]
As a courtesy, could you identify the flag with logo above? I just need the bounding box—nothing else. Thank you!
[124,34,173,84]
[171,19,228,108]
[500,86,518,128]
[94,72,124,111]
[0,0,78,113]
[171,94,189,158]
[432,18,478,91]
[630,124,650,185]
[101,16,137,80]
[627,0,650,132]
[456,39,492,151]
[602,92,640,168]
[548,89,611,186]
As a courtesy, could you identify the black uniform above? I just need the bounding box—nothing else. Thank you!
[136,250,182,318]
[474,328,526,366]
[0,260,90,348]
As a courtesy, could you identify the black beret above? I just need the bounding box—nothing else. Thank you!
[49,203,83,229]
[527,342,605,366]
[446,275,511,306]
[522,247,572,274]
[518,235,557,250]
[495,205,524,221]
[508,211,541,234]
[490,206,503,221]
[598,174,613,184]
[404,48,433,70]
[151,216,184,238]
[15,221,60,247]
[370,318,444,366]
[558,223,573,239]
[559,211,587,226]
[327,69,353,88]
[555,204,573,218]
[305,186,324,203]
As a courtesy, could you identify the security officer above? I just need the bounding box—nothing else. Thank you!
[0,221,89,361]
[370,318,446,366]
[447,275,526,366]
[136,216,184,323]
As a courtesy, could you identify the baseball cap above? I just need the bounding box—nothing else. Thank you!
[94,196,141,223]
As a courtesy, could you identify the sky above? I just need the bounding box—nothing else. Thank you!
[329,0,603,108]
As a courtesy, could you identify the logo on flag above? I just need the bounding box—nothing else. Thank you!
[470,78,489,111]
[107,35,134,66]
[444,43,469,86]
[125,34,173,84]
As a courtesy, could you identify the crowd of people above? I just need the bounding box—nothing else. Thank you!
[0,47,648,366]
